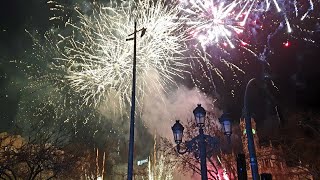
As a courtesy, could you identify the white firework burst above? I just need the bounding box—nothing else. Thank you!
[179,0,246,49]
[51,0,188,111]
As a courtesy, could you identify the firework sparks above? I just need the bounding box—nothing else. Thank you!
[249,0,316,34]
[177,0,317,101]
[25,0,317,119]
[179,0,317,50]
[179,0,247,49]
[177,0,250,98]
[50,0,188,110]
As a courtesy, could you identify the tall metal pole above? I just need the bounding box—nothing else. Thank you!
[127,21,137,180]
[243,78,260,180]
[199,127,208,180]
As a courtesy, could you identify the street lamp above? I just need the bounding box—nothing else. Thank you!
[219,112,232,137]
[171,120,184,145]
[243,78,260,180]
[126,21,146,180]
[193,104,207,127]
[243,60,282,180]
[171,104,231,180]
[240,57,284,180]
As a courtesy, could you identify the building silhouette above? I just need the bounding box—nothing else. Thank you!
[220,119,313,180]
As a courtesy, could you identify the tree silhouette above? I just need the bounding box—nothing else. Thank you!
[0,122,84,180]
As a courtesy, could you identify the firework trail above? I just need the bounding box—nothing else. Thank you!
[14,29,98,128]
[245,0,317,45]
[175,0,318,104]
[148,154,174,180]
[23,0,318,123]
[255,0,318,64]
[176,0,248,100]
[147,135,177,180]
[178,0,252,50]
[48,0,188,112]
[178,0,317,52]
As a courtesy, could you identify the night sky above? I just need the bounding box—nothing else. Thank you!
[1,0,320,139]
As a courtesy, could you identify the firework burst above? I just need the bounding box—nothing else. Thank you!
[48,0,188,111]
[243,0,317,42]
[176,0,318,103]
[178,0,317,51]
[178,0,249,50]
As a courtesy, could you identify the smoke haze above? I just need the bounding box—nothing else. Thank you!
[142,85,219,140]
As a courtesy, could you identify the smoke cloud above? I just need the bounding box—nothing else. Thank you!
[142,85,219,140]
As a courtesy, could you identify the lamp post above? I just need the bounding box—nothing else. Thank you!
[243,78,260,180]
[241,58,283,180]
[171,104,232,180]
[126,22,146,180]
[194,104,208,180]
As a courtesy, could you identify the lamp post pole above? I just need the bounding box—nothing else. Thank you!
[126,22,146,180]
[199,127,208,180]
[243,60,281,180]
[243,78,259,180]
[127,21,137,180]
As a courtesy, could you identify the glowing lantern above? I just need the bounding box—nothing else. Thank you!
[193,104,206,127]
[171,120,184,144]
[219,113,232,136]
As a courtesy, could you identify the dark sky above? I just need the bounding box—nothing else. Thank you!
[1,0,320,135]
